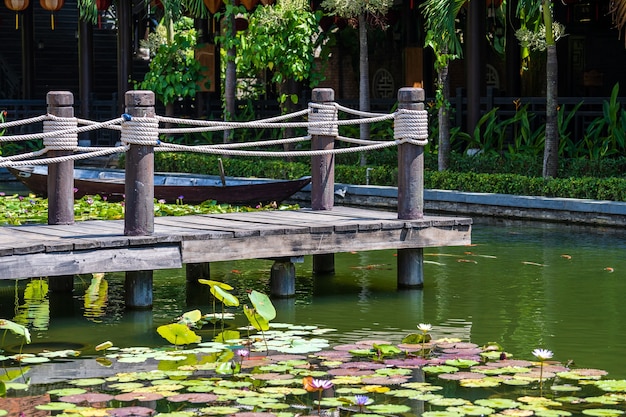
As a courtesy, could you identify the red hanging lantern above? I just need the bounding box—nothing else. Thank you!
[96,0,111,29]
[203,0,223,14]
[40,0,64,30]
[239,0,258,10]
[4,0,29,30]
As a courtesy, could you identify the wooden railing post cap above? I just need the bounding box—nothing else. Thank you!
[46,91,74,106]
[125,90,155,107]
[311,88,334,103]
[398,87,425,103]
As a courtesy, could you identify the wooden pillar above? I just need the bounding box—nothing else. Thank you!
[186,263,211,305]
[47,91,75,226]
[125,270,153,309]
[396,87,426,288]
[46,91,76,292]
[310,88,337,274]
[270,259,296,298]
[124,90,156,236]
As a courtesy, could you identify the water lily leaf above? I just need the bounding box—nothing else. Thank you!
[503,378,532,386]
[423,412,464,417]
[582,409,625,417]
[244,305,270,331]
[585,396,621,405]
[550,384,582,392]
[0,319,30,343]
[48,387,87,397]
[198,279,234,291]
[108,406,156,416]
[214,330,241,343]
[446,405,495,416]
[368,404,412,413]
[248,290,276,321]
[157,323,201,346]
[474,398,522,409]
[152,412,195,417]
[237,397,279,406]
[0,368,30,382]
[211,286,240,307]
[445,359,479,368]
[69,378,106,387]
[34,402,77,410]
[459,378,501,388]
[423,365,459,374]
[198,406,241,414]
[167,392,218,403]
[535,411,573,417]
[429,397,470,406]
[19,356,50,364]
[59,392,115,403]
[402,333,431,344]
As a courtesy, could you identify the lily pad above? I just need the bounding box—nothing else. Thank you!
[582,409,625,417]
[429,397,470,407]
[368,404,412,413]
[446,405,495,416]
[34,402,77,411]
[474,398,522,409]
[198,406,242,415]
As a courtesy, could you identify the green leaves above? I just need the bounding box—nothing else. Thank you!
[157,323,201,346]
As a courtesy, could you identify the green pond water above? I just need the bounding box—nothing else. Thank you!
[1,217,625,380]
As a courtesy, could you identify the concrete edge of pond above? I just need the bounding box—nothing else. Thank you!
[291,183,626,227]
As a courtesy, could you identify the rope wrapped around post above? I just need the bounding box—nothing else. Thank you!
[43,114,78,151]
[310,88,338,211]
[394,108,429,146]
[120,114,160,147]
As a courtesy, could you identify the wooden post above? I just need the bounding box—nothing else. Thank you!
[186,263,211,305]
[123,90,156,236]
[396,87,426,288]
[310,88,337,274]
[310,88,336,210]
[125,270,153,309]
[270,259,296,298]
[46,91,77,292]
[47,91,75,226]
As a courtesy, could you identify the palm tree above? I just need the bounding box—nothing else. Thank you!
[420,0,465,171]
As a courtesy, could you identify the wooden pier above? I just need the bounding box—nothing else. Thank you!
[0,207,471,281]
[0,87,472,307]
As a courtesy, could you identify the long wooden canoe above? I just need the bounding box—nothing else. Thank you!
[8,166,311,205]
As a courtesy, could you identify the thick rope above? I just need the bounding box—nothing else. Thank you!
[0,114,48,129]
[308,103,338,136]
[43,116,78,151]
[121,115,160,146]
[394,109,429,145]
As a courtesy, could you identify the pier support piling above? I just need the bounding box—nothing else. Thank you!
[125,270,153,309]
[396,87,427,288]
[270,259,296,298]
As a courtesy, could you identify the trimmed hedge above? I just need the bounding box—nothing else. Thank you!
[152,152,626,202]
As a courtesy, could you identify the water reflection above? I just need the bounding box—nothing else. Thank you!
[1,218,625,378]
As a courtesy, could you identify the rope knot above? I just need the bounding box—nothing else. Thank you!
[121,116,160,146]
[308,103,338,137]
[394,109,429,145]
[43,115,78,151]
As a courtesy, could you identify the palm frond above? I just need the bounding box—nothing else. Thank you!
[610,0,626,46]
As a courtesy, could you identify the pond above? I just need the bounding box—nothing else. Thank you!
[1,216,625,384]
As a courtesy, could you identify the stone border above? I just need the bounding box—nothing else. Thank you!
[291,184,626,227]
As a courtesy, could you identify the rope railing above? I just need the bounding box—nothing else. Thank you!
[0,94,427,167]
[0,87,428,235]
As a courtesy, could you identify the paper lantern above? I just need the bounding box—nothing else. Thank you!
[239,0,258,10]
[203,0,223,14]
[4,0,29,29]
[40,0,64,30]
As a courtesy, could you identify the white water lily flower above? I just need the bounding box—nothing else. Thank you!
[532,348,554,361]
[417,323,432,333]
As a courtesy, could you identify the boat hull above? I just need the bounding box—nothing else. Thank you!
[9,166,311,205]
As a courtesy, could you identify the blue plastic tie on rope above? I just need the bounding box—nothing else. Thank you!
[122,114,132,121]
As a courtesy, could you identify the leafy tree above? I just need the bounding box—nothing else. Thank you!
[320,0,391,165]
[420,0,465,171]
[138,18,208,116]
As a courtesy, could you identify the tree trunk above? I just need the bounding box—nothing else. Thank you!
[438,64,451,171]
[543,0,558,178]
[223,12,236,145]
[358,13,370,166]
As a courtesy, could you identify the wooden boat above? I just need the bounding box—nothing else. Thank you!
[8,166,311,205]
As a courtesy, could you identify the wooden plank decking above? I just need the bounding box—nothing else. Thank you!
[0,207,472,280]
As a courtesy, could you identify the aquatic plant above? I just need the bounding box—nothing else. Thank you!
[533,347,554,393]
[304,376,334,414]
